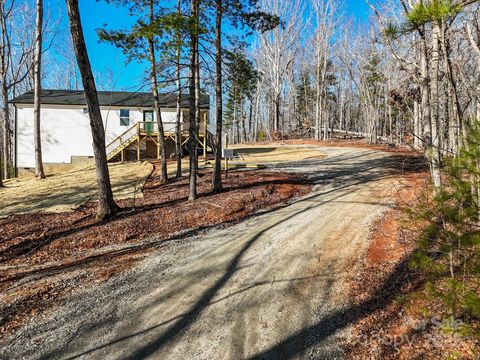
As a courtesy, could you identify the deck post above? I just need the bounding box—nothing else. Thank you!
[121,148,124,163]
[137,136,140,161]
[203,111,207,159]
[224,134,229,179]
[157,133,160,159]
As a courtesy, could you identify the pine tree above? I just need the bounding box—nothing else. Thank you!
[409,123,480,333]
[98,0,179,185]
[224,48,258,143]
[211,0,279,193]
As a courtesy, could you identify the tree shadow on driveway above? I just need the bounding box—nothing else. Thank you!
[99,153,421,359]
[28,149,426,360]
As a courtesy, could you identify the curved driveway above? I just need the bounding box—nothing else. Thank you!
[2,147,404,360]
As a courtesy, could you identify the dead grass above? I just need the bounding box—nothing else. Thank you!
[1,145,324,217]
[228,144,326,163]
[0,162,154,217]
[259,139,421,156]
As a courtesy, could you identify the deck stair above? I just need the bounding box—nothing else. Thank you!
[106,121,214,162]
[106,123,140,161]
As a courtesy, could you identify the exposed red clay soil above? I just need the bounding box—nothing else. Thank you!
[0,164,312,336]
[344,168,479,359]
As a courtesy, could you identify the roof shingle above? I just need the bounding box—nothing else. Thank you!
[10,89,210,109]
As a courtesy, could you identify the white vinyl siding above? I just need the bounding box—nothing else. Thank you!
[16,104,182,168]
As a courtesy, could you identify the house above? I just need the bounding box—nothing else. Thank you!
[10,89,211,172]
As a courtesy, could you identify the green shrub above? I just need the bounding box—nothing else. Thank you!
[257,129,266,142]
[409,123,480,337]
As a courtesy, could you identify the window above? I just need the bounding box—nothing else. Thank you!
[120,109,130,126]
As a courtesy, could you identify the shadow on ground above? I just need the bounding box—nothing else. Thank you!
[33,149,429,360]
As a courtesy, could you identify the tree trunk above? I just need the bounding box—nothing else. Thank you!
[148,38,168,184]
[188,0,198,201]
[241,98,247,143]
[34,0,45,179]
[232,86,237,144]
[175,0,182,178]
[430,21,443,191]
[441,27,462,153]
[315,47,322,141]
[248,98,253,142]
[274,95,280,133]
[0,150,3,186]
[323,97,328,141]
[195,16,200,166]
[0,4,10,180]
[1,79,9,180]
[65,0,118,220]
[253,79,262,141]
[413,99,421,149]
[212,0,223,193]
[147,0,167,184]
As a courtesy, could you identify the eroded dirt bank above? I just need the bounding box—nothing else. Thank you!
[1,146,423,359]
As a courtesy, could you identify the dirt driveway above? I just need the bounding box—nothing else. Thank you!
[0,146,410,359]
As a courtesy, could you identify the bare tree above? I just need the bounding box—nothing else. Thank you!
[65,0,118,219]
[33,0,45,179]
[175,0,183,178]
[254,0,305,136]
[146,0,168,184]
[312,0,339,141]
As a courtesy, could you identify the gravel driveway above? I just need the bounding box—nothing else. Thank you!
[1,147,403,360]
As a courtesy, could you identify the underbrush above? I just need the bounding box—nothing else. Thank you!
[346,138,480,359]
[406,128,480,344]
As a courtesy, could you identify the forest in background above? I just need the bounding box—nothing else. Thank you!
[1,0,480,184]
[0,0,479,354]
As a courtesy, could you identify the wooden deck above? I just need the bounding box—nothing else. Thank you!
[106,116,211,162]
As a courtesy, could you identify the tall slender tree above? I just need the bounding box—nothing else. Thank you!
[0,1,13,180]
[147,0,168,184]
[211,0,279,192]
[212,0,223,193]
[65,0,118,219]
[33,0,45,179]
[98,0,169,184]
[188,0,199,201]
[175,0,183,178]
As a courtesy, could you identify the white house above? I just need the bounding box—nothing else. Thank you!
[10,89,210,171]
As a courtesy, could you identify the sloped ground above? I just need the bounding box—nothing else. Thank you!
[0,146,424,360]
[0,166,311,340]
[344,166,479,359]
[0,162,153,216]
[0,147,325,217]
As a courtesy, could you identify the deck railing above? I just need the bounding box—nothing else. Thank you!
[106,123,139,157]
[137,121,205,134]
[105,119,210,160]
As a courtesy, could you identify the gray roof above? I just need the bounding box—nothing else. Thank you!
[10,89,210,109]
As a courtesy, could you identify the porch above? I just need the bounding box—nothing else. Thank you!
[106,116,213,162]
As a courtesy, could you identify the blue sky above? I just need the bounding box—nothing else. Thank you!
[46,0,371,91]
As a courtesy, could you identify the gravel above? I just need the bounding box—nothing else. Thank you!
[0,146,401,360]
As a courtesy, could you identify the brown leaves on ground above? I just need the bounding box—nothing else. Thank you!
[344,168,479,359]
[0,165,312,337]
